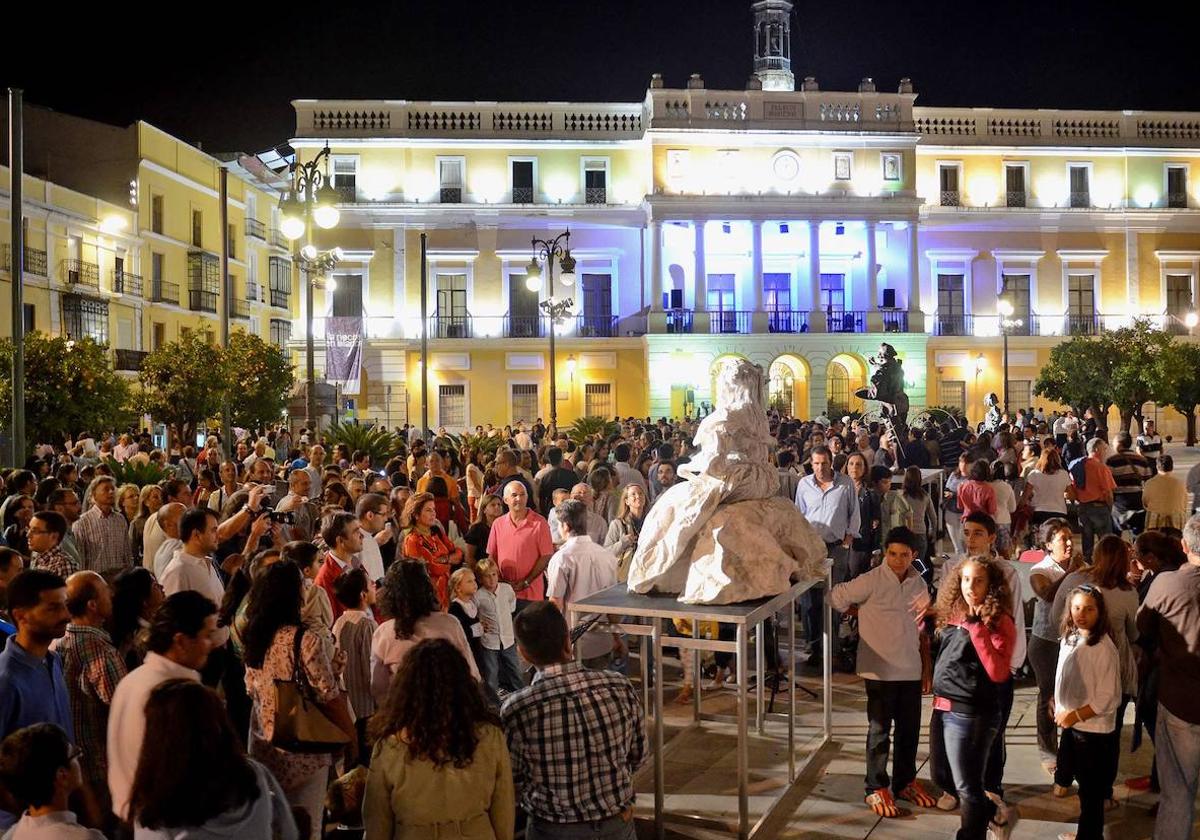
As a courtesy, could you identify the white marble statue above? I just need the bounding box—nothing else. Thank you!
[627,357,827,604]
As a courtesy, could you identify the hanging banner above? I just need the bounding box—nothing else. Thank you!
[326,316,362,395]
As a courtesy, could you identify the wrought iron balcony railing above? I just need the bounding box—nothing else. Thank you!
[62,259,100,287]
[112,270,142,296]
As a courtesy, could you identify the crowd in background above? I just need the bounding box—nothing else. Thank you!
[0,404,1194,840]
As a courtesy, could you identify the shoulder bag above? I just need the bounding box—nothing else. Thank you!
[270,626,351,754]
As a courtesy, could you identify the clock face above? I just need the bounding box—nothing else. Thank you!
[772,150,800,183]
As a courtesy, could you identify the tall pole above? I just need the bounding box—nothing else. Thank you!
[304,211,315,437]
[548,258,557,429]
[420,233,429,441]
[9,88,24,464]
[218,167,232,461]
[1002,328,1010,419]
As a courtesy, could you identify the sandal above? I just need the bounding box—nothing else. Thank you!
[674,686,694,705]
[865,788,901,818]
[897,781,937,809]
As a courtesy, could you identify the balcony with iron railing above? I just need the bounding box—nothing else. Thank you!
[665,308,693,334]
[1066,312,1101,335]
[245,218,266,240]
[576,314,618,337]
[246,281,261,302]
[767,309,810,333]
[188,288,217,313]
[826,310,866,333]
[0,244,48,275]
[335,184,357,203]
[1168,191,1188,209]
[269,288,290,308]
[148,280,180,305]
[1069,191,1091,209]
[881,309,909,332]
[269,228,289,249]
[940,190,961,207]
[934,313,974,336]
[62,259,100,288]
[440,187,463,204]
[1006,190,1027,208]
[585,186,607,204]
[505,314,545,338]
[112,270,142,297]
[229,299,250,319]
[113,349,149,371]
[430,313,473,338]
[511,187,534,204]
[708,310,752,334]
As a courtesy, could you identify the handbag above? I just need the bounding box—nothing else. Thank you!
[270,626,352,754]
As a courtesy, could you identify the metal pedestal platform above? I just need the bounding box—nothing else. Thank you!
[568,565,833,840]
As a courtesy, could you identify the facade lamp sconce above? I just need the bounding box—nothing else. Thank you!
[1186,311,1199,329]
[566,354,577,382]
[975,353,986,375]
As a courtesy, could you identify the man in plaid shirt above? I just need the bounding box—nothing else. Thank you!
[72,477,132,574]
[51,571,127,816]
[501,602,645,839]
[29,511,78,580]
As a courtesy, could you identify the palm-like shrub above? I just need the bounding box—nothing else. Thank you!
[323,422,402,466]
[566,416,620,445]
[443,432,504,459]
[103,457,172,488]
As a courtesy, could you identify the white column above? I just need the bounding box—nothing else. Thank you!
[750,219,764,311]
[693,220,707,312]
[907,222,920,314]
[808,221,823,331]
[865,220,878,310]
[1125,228,1139,316]
[650,221,664,312]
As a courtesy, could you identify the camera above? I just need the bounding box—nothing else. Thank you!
[269,511,295,525]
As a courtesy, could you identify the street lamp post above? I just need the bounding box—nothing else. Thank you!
[997,285,1024,419]
[279,143,342,437]
[527,230,577,429]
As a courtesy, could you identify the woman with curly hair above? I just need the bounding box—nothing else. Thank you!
[370,561,479,707]
[364,638,513,839]
[927,555,1017,839]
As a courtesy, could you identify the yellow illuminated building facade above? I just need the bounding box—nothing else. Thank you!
[0,106,293,377]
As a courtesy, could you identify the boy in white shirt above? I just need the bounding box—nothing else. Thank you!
[473,559,522,694]
[830,526,936,818]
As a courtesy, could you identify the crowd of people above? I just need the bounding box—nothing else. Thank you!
[0,407,1193,840]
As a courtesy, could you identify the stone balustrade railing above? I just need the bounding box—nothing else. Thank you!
[913,107,1200,146]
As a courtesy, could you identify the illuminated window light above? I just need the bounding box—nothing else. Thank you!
[722,222,732,234]
[835,223,845,236]
[779,223,789,234]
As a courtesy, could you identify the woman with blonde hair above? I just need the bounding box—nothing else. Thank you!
[115,483,141,524]
[129,483,164,561]
[928,555,1017,836]
[603,483,647,581]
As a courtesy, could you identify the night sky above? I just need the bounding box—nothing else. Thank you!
[4,0,1199,154]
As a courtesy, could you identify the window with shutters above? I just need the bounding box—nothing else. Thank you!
[331,274,362,318]
[583,158,609,204]
[269,319,291,349]
[939,381,966,412]
[584,383,613,418]
[437,157,465,203]
[151,195,164,234]
[510,159,535,204]
[333,157,357,202]
[438,384,467,430]
[62,294,109,344]
[1068,164,1091,208]
[1007,380,1032,411]
[1166,165,1188,209]
[511,384,539,425]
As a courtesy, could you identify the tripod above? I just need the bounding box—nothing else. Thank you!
[760,613,817,712]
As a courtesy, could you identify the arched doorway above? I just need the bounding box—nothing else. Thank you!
[768,354,810,418]
[826,353,867,418]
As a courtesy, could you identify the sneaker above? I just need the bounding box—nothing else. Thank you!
[1052,784,1074,798]
[896,781,937,809]
[935,792,959,811]
[865,788,901,818]
[988,815,1013,840]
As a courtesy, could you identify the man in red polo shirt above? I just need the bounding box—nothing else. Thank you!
[487,479,553,606]
[315,511,363,623]
[1073,436,1117,560]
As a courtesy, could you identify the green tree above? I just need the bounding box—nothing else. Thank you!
[137,329,225,449]
[1033,336,1116,422]
[1104,319,1177,434]
[224,330,294,433]
[0,332,132,454]
[1160,341,1200,446]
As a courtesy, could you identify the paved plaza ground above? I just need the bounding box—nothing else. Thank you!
[625,445,1200,840]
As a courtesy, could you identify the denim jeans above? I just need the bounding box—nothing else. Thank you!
[942,708,1000,840]
[928,708,955,796]
[1027,634,1061,761]
[479,644,524,693]
[1077,502,1112,560]
[802,542,848,651]
[526,813,636,840]
[1154,703,1200,840]
[864,679,922,795]
[983,678,1014,797]
[1057,727,1118,840]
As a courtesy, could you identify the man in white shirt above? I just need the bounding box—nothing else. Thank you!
[567,483,608,544]
[106,591,219,821]
[514,423,533,451]
[143,480,191,567]
[611,442,646,494]
[830,526,936,817]
[150,503,184,578]
[304,445,326,497]
[546,500,621,670]
[353,493,391,583]
[160,508,229,651]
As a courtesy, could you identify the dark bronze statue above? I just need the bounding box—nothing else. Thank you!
[855,342,909,439]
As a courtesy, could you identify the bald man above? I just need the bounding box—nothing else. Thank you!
[151,503,185,578]
[52,571,125,810]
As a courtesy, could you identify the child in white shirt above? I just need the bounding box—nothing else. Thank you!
[473,558,522,694]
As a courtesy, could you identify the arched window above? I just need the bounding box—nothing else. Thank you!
[827,362,850,417]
